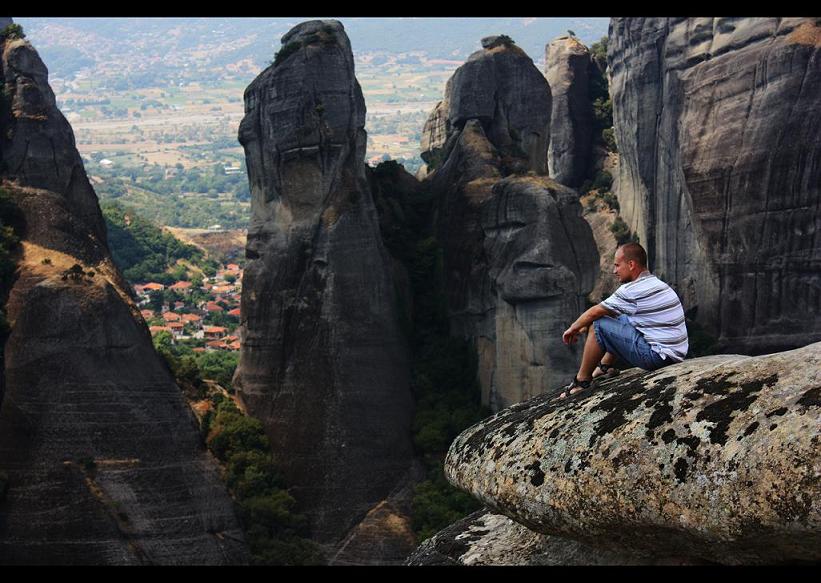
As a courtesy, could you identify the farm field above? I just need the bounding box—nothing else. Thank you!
[63,58,455,176]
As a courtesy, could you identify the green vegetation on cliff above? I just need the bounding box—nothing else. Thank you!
[370,161,489,543]
[589,36,615,153]
[0,23,25,41]
[203,395,325,565]
[151,332,325,564]
[0,188,22,341]
[101,200,219,283]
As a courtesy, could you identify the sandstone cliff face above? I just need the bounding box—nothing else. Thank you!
[0,26,247,564]
[609,17,821,354]
[234,20,414,546]
[544,36,594,187]
[421,38,598,411]
[442,341,821,564]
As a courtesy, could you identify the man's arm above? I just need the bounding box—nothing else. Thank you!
[562,304,616,345]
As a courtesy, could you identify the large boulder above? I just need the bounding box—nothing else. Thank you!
[0,25,247,565]
[421,38,598,411]
[609,17,821,354]
[544,35,594,187]
[407,509,695,565]
[444,341,821,564]
[234,20,415,547]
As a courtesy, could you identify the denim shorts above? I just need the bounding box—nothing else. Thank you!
[593,315,668,371]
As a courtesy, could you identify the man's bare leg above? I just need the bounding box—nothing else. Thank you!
[593,351,617,378]
[575,329,605,385]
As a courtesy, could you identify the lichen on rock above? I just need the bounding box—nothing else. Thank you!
[442,342,821,564]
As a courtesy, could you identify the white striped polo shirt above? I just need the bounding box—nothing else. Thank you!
[600,272,688,362]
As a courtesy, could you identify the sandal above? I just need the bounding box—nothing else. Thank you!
[558,376,593,399]
[592,362,620,379]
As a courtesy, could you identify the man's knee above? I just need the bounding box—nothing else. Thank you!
[592,318,611,352]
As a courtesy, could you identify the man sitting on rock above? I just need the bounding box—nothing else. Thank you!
[559,242,688,398]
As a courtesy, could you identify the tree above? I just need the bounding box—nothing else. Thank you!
[0,24,25,40]
[152,330,174,353]
[148,290,164,312]
[567,29,576,37]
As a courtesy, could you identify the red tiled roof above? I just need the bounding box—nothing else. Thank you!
[227,308,241,317]
[170,281,192,290]
[162,312,181,321]
[149,326,171,335]
[203,326,227,334]
[142,282,165,291]
[181,314,202,322]
[168,322,184,329]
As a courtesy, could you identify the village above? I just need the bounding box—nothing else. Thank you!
[135,261,243,353]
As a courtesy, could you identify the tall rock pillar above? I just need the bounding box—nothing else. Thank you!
[609,17,821,354]
[0,20,247,564]
[420,36,599,411]
[545,35,594,187]
[234,20,414,545]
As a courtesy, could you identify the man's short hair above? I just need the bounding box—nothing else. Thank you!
[619,242,647,268]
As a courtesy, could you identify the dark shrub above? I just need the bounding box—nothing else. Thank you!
[273,41,300,67]
[591,170,613,191]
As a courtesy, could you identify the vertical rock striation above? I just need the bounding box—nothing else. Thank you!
[0,22,247,564]
[609,17,821,354]
[234,20,414,546]
[421,37,599,411]
[545,35,594,187]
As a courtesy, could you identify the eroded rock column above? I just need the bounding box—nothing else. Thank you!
[609,17,821,353]
[0,21,247,565]
[234,20,414,545]
[545,35,594,187]
[421,36,599,411]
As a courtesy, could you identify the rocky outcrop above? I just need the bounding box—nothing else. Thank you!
[443,341,821,564]
[421,38,599,411]
[0,23,247,564]
[329,461,425,565]
[234,20,414,547]
[422,36,551,176]
[407,509,697,565]
[609,17,821,354]
[419,100,448,173]
[544,36,594,187]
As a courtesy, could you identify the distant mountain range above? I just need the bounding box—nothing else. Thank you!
[15,17,610,77]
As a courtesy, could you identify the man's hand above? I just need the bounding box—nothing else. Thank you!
[563,303,613,345]
[562,325,587,345]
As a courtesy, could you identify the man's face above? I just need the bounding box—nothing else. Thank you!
[612,249,634,283]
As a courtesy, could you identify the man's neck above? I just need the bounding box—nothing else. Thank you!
[628,270,651,283]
